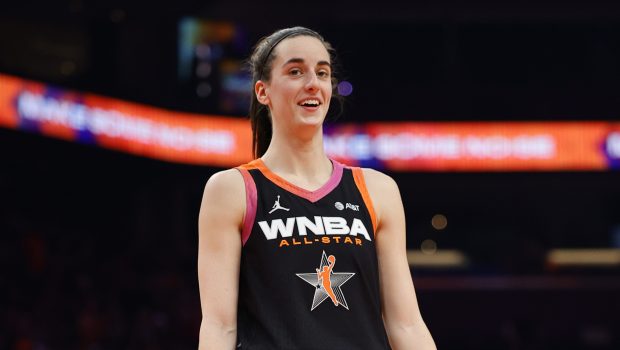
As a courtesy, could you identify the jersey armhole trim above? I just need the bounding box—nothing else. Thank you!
[236,167,257,246]
[351,167,378,237]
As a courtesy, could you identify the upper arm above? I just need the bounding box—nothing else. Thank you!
[197,168,245,327]
[363,169,424,327]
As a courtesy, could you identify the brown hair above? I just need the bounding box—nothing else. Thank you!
[247,26,342,159]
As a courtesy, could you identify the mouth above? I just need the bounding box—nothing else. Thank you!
[297,98,322,109]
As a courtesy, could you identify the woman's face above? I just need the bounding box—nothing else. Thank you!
[257,35,332,132]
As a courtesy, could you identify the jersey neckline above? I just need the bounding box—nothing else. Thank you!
[252,158,344,203]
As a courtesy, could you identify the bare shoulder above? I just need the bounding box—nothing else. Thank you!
[202,168,245,197]
[359,168,403,231]
[360,168,400,197]
[199,168,246,228]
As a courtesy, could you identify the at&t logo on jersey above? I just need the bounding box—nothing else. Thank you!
[257,216,371,248]
[334,202,359,211]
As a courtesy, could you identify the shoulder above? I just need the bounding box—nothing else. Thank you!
[356,168,403,230]
[204,168,245,191]
[202,168,246,199]
[199,168,247,224]
[358,167,400,198]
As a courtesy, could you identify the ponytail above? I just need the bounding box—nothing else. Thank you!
[249,94,272,159]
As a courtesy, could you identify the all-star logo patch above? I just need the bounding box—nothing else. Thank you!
[296,251,355,310]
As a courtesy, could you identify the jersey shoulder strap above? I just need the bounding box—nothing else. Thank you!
[235,160,261,245]
[347,166,378,234]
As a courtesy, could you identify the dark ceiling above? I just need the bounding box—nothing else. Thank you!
[3,0,620,121]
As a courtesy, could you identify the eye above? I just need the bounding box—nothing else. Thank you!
[289,68,302,76]
[317,70,331,78]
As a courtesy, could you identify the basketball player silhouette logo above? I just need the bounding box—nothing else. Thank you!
[316,255,338,306]
[296,251,356,310]
[269,195,290,214]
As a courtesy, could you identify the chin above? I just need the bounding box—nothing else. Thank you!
[297,115,326,127]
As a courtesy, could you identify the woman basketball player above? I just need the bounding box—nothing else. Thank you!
[198,27,436,349]
[316,254,338,306]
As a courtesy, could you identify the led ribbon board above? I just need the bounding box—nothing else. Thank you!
[324,122,620,171]
[1,73,619,171]
[0,74,252,166]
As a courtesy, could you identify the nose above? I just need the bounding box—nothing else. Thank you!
[304,71,320,91]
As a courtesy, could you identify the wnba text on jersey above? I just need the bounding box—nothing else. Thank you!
[258,216,371,248]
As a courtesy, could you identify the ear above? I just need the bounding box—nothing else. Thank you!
[255,80,270,105]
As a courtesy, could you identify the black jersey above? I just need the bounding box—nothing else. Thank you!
[235,158,391,350]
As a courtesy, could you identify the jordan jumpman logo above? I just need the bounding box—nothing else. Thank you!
[269,195,290,214]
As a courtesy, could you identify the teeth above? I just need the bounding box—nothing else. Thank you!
[301,99,319,106]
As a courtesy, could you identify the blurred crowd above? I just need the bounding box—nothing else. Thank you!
[1,209,201,350]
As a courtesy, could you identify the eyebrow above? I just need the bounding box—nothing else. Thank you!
[282,57,331,68]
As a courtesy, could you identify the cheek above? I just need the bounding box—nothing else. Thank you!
[272,85,297,104]
[323,85,333,102]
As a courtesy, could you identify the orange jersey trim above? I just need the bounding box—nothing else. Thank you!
[238,159,261,171]
[248,158,344,203]
[254,159,300,193]
[351,167,378,237]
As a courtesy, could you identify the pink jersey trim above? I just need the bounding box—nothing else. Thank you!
[236,167,257,246]
[254,158,344,203]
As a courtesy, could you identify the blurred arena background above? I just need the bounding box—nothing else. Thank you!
[1,0,620,349]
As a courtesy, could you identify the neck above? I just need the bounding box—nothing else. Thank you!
[260,124,332,184]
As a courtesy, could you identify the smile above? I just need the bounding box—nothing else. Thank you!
[297,98,321,107]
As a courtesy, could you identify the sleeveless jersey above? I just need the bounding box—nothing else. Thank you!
[235,158,391,350]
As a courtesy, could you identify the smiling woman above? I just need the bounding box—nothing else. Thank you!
[254,35,333,143]
[197,26,436,350]
[248,27,342,159]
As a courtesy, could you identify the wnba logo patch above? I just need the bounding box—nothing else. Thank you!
[296,251,355,311]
